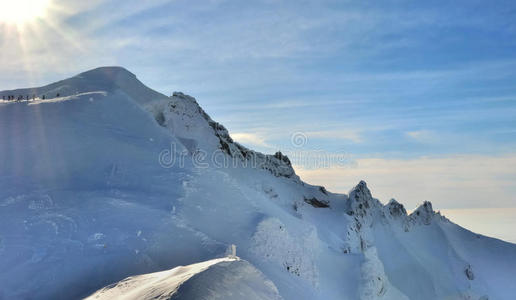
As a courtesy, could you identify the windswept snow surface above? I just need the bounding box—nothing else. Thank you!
[85,257,283,300]
[1,67,516,300]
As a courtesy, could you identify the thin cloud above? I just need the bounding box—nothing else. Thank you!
[295,153,516,210]
[405,130,436,143]
[306,130,362,143]
[231,132,274,150]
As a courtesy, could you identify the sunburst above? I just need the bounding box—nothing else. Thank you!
[0,0,51,26]
[0,0,85,87]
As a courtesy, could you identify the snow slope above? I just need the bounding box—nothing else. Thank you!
[85,257,282,300]
[1,67,515,300]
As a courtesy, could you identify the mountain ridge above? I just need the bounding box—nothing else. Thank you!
[1,66,515,300]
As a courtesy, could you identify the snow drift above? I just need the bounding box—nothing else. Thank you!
[1,67,515,300]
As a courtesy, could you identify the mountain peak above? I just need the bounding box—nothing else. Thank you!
[347,180,374,218]
[386,199,407,217]
[1,66,167,105]
[75,66,136,80]
[350,180,372,200]
[155,91,298,179]
[409,201,435,225]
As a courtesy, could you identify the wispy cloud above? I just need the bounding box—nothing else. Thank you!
[305,130,362,143]
[231,132,274,150]
[405,130,437,143]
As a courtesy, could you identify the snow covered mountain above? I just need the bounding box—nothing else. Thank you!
[1,67,515,300]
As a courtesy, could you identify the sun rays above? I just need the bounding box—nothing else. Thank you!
[0,0,50,25]
[0,0,87,87]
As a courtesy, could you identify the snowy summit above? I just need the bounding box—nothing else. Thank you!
[0,67,515,300]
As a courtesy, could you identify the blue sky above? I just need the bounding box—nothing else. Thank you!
[1,0,516,212]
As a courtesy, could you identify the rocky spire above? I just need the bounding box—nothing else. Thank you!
[409,201,435,225]
[386,199,408,218]
[348,181,374,218]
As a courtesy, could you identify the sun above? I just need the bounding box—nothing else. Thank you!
[0,0,50,25]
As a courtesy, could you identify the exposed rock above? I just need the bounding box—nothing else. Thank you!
[465,264,475,280]
[348,181,374,218]
[304,197,330,208]
[155,111,166,127]
[274,151,292,166]
[163,92,298,180]
[319,186,328,195]
[386,199,407,217]
[409,201,435,225]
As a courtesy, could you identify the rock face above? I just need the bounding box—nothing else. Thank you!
[409,201,436,225]
[386,199,407,218]
[347,181,385,224]
[348,181,374,217]
[465,264,475,280]
[304,197,330,208]
[150,91,298,179]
